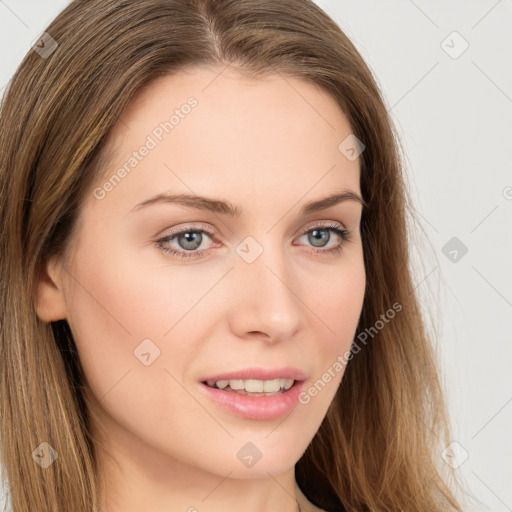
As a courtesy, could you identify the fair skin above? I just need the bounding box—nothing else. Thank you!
[35,65,366,512]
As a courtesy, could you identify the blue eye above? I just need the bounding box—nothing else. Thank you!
[155,222,351,260]
[156,223,216,260]
[297,223,350,257]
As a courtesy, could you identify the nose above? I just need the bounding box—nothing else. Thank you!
[227,242,305,343]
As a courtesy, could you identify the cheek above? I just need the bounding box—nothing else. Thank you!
[63,236,228,402]
[291,255,365,417]
[63,247,225,467]
[308,255,366,349]
[66,235,218,339]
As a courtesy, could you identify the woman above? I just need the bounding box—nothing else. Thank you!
[0,0,465,511]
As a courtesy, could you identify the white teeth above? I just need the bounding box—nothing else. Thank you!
[283,379,294,390]
[263,379,280,392]
[229,379,244,390]
[245,379,264,392]
[206,378,295,392]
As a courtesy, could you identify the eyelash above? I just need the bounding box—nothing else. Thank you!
[155,222,351,260]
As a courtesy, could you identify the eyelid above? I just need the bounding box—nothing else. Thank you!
[160,222,216,237]
[294,218,345,235]
[157,219,347,241]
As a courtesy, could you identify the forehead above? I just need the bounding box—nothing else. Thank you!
[86,65,361,221]
[115,65,349,134]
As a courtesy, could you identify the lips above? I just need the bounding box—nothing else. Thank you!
[198,377,306,420]
[199,366,308,382]
[197,366,308,420]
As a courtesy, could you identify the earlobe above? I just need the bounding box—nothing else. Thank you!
[34,256,68,323]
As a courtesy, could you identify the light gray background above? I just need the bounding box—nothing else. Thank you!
[1,1,511,511]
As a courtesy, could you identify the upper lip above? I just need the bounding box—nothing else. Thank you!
[200,366,308,382]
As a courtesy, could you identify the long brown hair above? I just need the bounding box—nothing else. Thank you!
[0,0,465,510]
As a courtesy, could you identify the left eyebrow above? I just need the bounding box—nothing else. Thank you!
[300,190,366,215]
[129,190,366,216]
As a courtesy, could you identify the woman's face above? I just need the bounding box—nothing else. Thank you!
[40,66,365,484]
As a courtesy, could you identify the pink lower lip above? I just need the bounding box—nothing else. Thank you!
[198,380,305,420]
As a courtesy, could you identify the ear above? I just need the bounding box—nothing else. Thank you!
[34,256,68,322]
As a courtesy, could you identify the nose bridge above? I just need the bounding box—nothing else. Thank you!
[229,235,304,340]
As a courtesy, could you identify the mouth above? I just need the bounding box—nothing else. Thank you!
[202,378,298,397]
[198,374,307,420]
[198,367,308,419]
